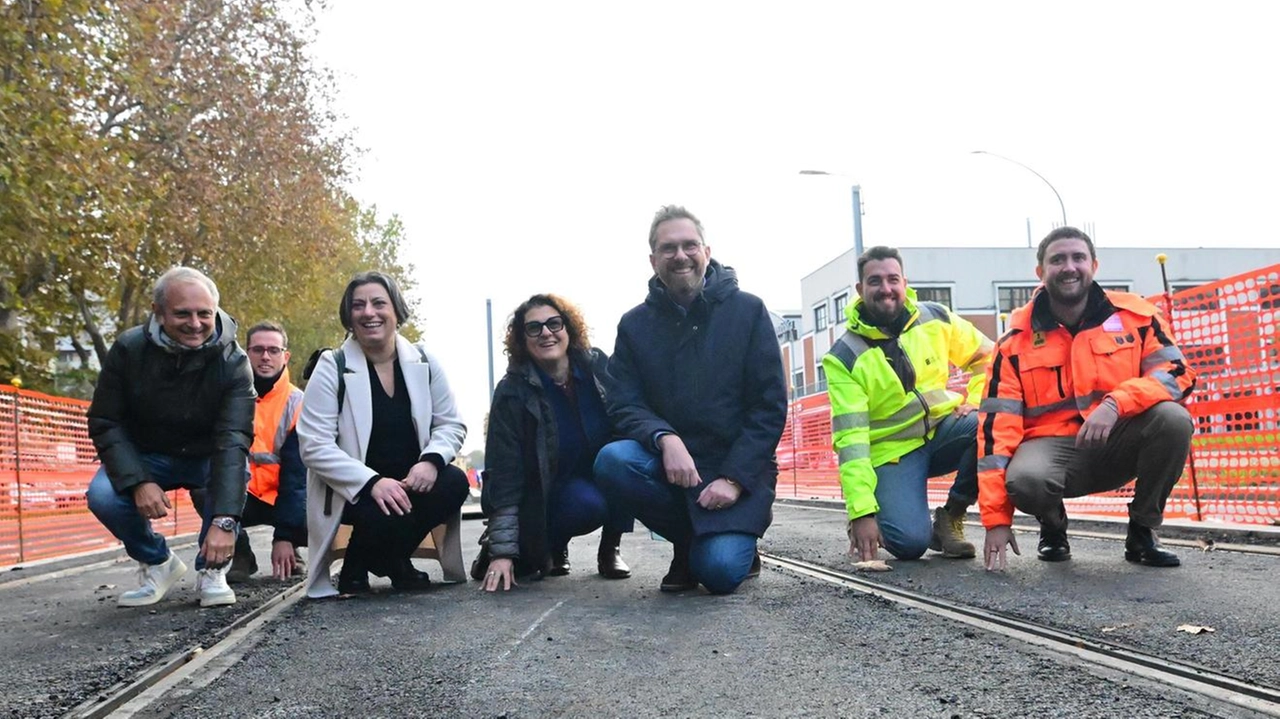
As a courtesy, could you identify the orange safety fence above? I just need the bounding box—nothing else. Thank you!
[0,386,202,567]
[778,264,1280,527]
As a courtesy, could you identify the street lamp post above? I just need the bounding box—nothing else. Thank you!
[970,150,1067,227]
[799,170,864,258]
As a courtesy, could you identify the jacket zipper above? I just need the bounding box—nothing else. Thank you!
[1054,366,1065,398]
[912,388,931,436]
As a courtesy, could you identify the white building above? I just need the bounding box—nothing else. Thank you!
[783,245,1280,398]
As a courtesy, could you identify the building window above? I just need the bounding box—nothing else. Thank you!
[1100,283,1129,292]
[1171,282,1205,293]
[815,365,827,392]
[833,294,849,323]
[914,287,953,309]
[814,303,829,332]
[997,285,1038,313]
[792,368,805,391]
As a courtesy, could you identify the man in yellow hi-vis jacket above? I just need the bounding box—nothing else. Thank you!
[823,246,994,563]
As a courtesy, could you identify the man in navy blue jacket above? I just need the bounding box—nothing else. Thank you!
[595,205,788,594]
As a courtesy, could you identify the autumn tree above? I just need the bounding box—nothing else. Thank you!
[0,0,416,396]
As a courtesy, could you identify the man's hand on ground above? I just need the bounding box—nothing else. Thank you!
[983,525,1020,571]
[659,434,701,488]
[847,515,881,562]
[271,540,297,579]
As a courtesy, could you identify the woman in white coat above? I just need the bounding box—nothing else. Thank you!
[297,271,468,598]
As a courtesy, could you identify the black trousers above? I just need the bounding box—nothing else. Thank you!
[341,465,469,574]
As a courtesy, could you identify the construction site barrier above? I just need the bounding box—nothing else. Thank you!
[778,264,1280,528]
[0,386,201,567]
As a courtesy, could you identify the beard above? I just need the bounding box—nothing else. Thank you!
[861,297,903,328]
[1043,275,1089,305]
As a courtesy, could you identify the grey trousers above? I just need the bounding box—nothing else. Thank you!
[1005,401,1194,529]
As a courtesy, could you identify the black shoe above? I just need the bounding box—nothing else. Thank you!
[389,558,432,591]
[548,548,571,576]
[746,551,762,579]
[225,548,258,584]
[1037,526,1071,562]
[1124,523,1181,567]
[470,543,491,582]
[597,530,631,579]
[660,546,696,592]
[337,558,371,595]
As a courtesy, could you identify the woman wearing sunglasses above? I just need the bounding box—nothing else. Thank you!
[476,293,632,591]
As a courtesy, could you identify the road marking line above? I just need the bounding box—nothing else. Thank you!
[499,599,566,662]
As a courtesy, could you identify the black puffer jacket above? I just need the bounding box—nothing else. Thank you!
[87,310,255,518]
[482,347,610,573]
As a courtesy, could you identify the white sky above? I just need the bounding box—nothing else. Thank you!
[310,1,1280,452]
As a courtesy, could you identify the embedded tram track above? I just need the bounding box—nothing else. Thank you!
[761,551,1280,717]
[62,582,306,719]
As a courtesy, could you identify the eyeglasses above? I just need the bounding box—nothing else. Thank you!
[247,346,286,357]
[523,316,566,337]
[655,240,704,258]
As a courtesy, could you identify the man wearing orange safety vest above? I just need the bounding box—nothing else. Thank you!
[978,228,1196,571]
[194,320,306,581]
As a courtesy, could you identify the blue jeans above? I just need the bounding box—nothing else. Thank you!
[595,440,757,594]
[546,476,633,553]
[873,412,977,560]
[85,453,222,569]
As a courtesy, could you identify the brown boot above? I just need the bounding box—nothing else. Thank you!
[596,529,631,579]
[929,506,976,558]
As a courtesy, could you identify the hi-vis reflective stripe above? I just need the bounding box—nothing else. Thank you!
[977,454,1010,471]
[272,392,304,453]
[1026,397,1076,418]
[1151,370,1183,399]
[1075,391,1106,411]
[869,388,953,430]
[879,423,928,442]
[980,397,1023,415]
[251,451,279,465]
[838,444,871,464]
[1141,346,1186,373]
[832,411,870,432]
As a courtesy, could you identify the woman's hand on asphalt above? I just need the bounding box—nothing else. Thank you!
[482,557,517,592]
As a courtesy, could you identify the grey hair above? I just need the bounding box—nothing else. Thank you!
[152,266,220,309]
[648,205,705,251]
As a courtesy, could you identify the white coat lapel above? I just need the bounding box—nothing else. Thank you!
[396,335,433,450]
[341,340,373,461]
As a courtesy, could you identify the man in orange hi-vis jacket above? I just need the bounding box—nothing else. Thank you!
[977,227,1196,571]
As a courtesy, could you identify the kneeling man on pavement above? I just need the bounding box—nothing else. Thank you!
[824,246,994,564]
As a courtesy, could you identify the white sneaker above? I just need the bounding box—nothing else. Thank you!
[197,566,237,607]
[118,552,188,607]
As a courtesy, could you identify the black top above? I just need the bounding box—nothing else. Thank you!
[365,358,419,482]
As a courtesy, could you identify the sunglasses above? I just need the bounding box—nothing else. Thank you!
[523,316,566,338]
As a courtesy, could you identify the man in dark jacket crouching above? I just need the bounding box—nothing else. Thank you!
[595,205,788,594]
[86,267,255,608]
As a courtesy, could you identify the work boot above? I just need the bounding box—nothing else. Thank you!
[597,529,631,579]
[1124,523,1181,567]
[929,506,977,558]
[548,547,571,576]
[118,552,188,607]
[1036,522,1071,562]
[225,545,258,584]
[660,544,697,592]
[197,566,237,607]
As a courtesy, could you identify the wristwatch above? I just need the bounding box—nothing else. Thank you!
[210,516,240,533]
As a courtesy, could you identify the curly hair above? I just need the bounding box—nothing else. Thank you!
[503,293,592,370]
